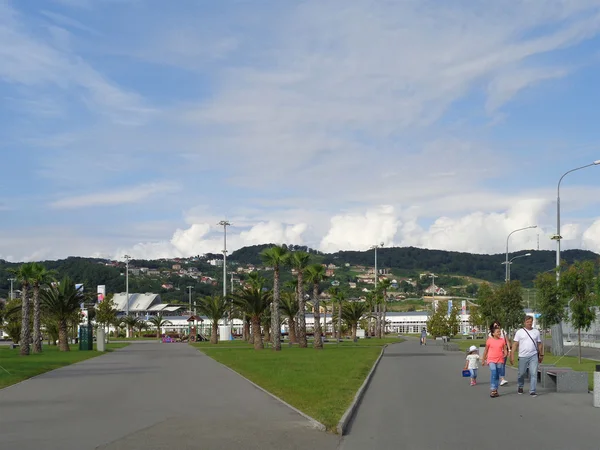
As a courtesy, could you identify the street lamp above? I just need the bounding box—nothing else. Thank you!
[504,253,531,282]
[218,220,231,330]
[8,278,15,300]
[370,243,384,337]
[504,226,537,283]
[551,160,599,355]
[124,254,131,337]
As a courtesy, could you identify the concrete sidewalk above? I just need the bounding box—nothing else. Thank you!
[340,339,600,450]
[0,343,339,450]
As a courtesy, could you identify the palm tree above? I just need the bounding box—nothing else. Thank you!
[122,315,140,338]
[10,263,37,355]
[40,276,86,351]
[280,291,299,343]
[135,320,148,337]
[342,302,368,341]
[336,291,346,340]
[305,264,327,349]
[288,251,311,348]
[30,263,57,353]
[365,291,376,336]
[196,296,228,344]
[148,314,172,339]
[110,316,124,339]
[232,285,271,350]
[261,245,288,351]
[378,278,392,338]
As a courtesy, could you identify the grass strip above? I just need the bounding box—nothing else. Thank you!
[0,343,129,389]
[194,338,401,431]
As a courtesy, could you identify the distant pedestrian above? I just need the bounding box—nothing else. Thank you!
[510,315,543,397]
[488,320,511,386]
[464,345,480,386]
[420,328,427,345]
[482,324,508,398]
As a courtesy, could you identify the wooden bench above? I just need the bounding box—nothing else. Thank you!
[544,368,588,393]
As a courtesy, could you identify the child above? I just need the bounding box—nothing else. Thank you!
[464,345,480,386]
[482,325,508,398]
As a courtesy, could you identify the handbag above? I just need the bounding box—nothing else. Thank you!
[462,369,471,377]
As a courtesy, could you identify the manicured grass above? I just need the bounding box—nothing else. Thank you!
[194,338,402,431]
[0,343,129,389]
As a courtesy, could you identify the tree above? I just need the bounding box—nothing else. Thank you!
[534,270,563,355]
[196,296,228,344]
[148,314,172,339]
[110,316,124,338]
[288,251,311,348]
[447,303,461,336]
[468,305,484,334]
[122,315,141,338]
[261,245,288,351]
[30,263,57,353]
[2,298,22,343]
[232,285,271,350]
[95,296,118,341]
[342,301,368,341]
[10,263,37,355]
[476,283,497,329]
[280,291,299,344]
[560,261,598,363]
[40,276,86,351]
[426,301,449,338]
[496,280,525,333]
[305,264,326,349]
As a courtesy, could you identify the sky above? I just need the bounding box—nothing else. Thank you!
[2,0,600,262]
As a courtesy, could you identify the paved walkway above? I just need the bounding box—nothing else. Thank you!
[341,339,600,450]
[0,343,339,450]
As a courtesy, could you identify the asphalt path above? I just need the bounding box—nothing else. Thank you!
[0,343,339,450]
[340,339,600,450]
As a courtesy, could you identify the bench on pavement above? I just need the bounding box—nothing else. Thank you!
[443,343,460,351]
[535,364,556,384]
[544,368,588,393]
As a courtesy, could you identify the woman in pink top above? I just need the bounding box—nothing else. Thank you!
[482,325,508,398]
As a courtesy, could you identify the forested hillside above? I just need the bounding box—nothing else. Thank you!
[0,246,597,299]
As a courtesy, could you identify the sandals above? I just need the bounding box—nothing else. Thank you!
[490,390,499,398]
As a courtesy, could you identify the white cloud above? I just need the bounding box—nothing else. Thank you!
[582,219,600,253]
[49,182,180,209]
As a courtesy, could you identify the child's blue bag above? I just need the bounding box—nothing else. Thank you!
[462,369,471,377]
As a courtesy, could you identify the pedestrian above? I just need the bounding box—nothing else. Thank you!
[464,345,480,386]
[510,315,543,397]
[482,324,508,398]
[489,320,512,386]
[420,328,427,346]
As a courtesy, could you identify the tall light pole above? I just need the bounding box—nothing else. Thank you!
[218,220,231,327]
[8,278,15,300]
[551,159,600,356]
[505,253,531,282]
[124,255,131,317]
[370,243,383,337]
[187,285,194,335]
[504,226,537,283]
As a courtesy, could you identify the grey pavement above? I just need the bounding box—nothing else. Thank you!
[340,339,600,450]
[0,343,339,450]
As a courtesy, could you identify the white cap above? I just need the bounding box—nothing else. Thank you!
[469,345,478,352]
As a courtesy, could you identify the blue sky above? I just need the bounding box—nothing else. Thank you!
[1,0,600,262]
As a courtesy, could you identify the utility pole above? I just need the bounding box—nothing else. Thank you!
[218,220,231,329]
[8,278,15,300]
[124,255,131,337]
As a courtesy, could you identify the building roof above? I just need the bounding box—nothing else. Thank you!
[113,293,161,312]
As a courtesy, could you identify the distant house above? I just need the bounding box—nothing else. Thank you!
[348,282,357,289]
[161,283,174,290]
[325,268,335,277]
[331,280,340,287]
[172,264,182,270]
[424,284,447,296]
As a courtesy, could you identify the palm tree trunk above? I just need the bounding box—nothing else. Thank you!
[211,323,218,344]
[58,320,70,352]
[352,324,358,341]
[381,294,387,338]
[20,284,31,356]
[243,318,250,341]
[338,302,342,340]
[297,273,307,348]
[313,284,323,349]
[375,303,380,338]
[272,267,281,351]
[33,285,42,353]
[252,316,263,350]
[289,319,297,344]
[264,325,271,344]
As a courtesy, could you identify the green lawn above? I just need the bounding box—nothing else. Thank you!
[0,343,129,389]
[193,338,402,431]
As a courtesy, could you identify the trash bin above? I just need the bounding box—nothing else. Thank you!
[79,325,93,351]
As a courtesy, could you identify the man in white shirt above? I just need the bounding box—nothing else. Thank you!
[510,315,544,397]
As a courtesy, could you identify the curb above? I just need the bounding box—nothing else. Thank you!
[336,343,388,436]
[195,349,327,432]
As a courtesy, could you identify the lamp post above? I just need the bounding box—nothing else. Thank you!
[124,255,131,337]
[370,243,384,337]
[505,253,531,282]
[551,160,600,355]
[504,226,536,283]
[8,278,15,300]
[218,220,231,329]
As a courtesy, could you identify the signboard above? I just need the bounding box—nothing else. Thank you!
[461,300,466,315]
[97,285,106,303]
[447,300,453,316]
